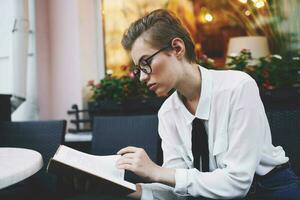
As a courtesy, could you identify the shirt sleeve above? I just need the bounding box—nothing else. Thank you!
[141,183,187,200]
[174,79,266,199]
[140,108,189,200]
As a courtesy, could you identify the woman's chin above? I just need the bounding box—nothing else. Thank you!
[155,90,168,97]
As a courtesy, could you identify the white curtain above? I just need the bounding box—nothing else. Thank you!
[11,0,39,121]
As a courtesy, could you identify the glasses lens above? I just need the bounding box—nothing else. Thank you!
[140,59,148,67]
[141,65,151,74]
[139,60,151,74]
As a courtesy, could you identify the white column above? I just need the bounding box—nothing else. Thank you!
[12,0,39,121]
[11,0,29,99]
[96,0,106,79]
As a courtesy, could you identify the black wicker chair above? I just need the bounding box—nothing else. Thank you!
[261,88,300,176]
[70,115,160,200]
[0,120,66,199]
[266,108,300,176]
[91,114,162,181]
[63,115,161,200]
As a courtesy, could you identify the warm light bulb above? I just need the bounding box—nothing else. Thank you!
[245,10,251,16]
[195,43,201,50]
[239,0,248,4]
[106,69,113,75]
[255,1,265,8]
[197,7,214,23]
[204,13,213,22]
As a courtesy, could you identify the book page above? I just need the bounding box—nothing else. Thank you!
[53,145,124,180]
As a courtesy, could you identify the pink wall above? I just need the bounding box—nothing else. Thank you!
[48,0,82,120]
[36,0,82,120]
[36,0,51,119]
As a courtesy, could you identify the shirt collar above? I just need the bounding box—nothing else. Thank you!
[176,66,213,124]
[195,66,212,120]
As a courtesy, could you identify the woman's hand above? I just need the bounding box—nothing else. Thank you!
[116,146,160,182]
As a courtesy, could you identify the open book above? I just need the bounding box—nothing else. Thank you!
[47,145,136,194]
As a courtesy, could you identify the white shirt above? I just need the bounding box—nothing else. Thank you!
[141,66,288,200]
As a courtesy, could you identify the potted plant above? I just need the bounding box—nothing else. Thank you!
[199,50,300,108]
[87,66,166,116]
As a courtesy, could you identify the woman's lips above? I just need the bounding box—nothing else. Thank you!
[148,83,157,91]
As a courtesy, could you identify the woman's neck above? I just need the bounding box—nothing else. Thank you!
[176,63,201,115]
[176,63,201,101]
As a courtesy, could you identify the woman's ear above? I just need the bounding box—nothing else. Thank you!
[171,38,185,59]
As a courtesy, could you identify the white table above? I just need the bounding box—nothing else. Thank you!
[65,132,92,142]
[0,147,43,190]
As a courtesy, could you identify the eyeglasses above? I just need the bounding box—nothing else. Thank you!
[133,44,171,77]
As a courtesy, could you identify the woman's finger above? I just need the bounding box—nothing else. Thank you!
[117,163,134,171]
[117,146,140,155]
[120,152,136,159]
[116,157,135,166]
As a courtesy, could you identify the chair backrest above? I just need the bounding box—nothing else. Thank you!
[0,94,11,121]
[266,108,300,176]
[0,120,66,193]
[91,115,162,183]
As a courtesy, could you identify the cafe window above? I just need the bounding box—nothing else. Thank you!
[100,0,300,76]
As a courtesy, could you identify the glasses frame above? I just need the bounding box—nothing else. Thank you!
[133,44,172,77]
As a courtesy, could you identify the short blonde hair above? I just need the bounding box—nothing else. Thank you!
[121,9,196,63]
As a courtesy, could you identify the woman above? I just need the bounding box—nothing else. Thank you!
[116,9,300,200]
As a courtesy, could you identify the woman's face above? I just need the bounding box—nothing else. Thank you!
[130,36,180,97]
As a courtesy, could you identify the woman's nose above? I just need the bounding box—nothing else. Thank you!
[139,71,149,82]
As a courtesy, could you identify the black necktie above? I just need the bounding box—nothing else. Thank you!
[191,118,209,172]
